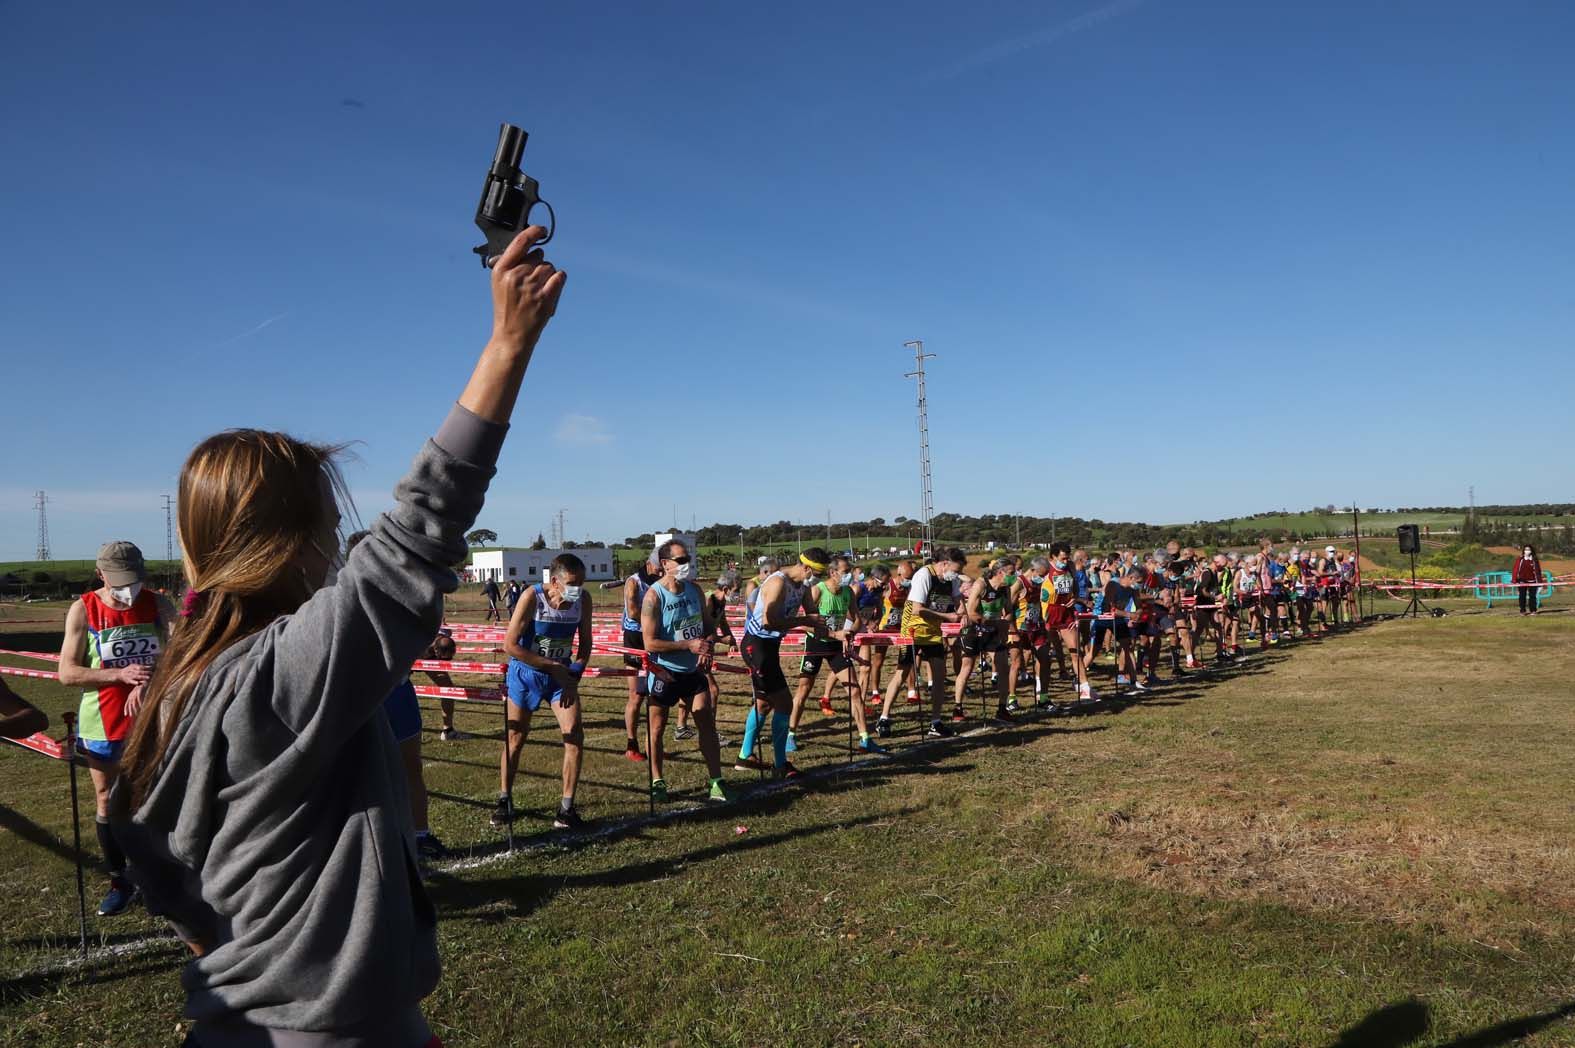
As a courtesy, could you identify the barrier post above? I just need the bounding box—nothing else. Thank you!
[501,700,514,853]
[61,711,88,962]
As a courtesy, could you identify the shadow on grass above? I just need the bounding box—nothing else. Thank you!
[0,801,80,865]
[0,940,188,1005]
[430,806,920,923]
[1331,996,1575,1047]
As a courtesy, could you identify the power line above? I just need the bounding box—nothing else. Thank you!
[34,490,50,562]
[903,340,936,557]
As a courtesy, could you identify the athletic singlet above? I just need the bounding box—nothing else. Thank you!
[881,579,906,630]
[621,569,659,632]
[650,580,706,674]
[78,589,164,745]
[816,581,853,630]
[745,571,805,639]
[975,580,1005,621]
[1011,574,1037,627]
[902,566,956,644]
[855,580,882,613]
[518,583,583,665]
[1040,564,1075,613]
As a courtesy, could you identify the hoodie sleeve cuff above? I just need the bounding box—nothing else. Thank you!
[434,403,509,468]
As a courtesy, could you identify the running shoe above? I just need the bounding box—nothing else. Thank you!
[734,755,768,771]
[785,732,799,754]
[876,717,892,738]
[1185,656,1197,669]
[97,877,137,917]
[925,720,955,739]
[1144,673,1159,686]
[415,833,450,861]
[490,796,514,827]
[905,689,921,705]
[624,746,646,763]
[1116,675,1131,687]
[1034,696,1056,711]
[776,762,803,781]
[819,698,836,717]
[858,736,888,755]
[1129,678,1148,693]
[438,728,474,742]
[993,706,1012,724]
[707,780,734,803]
[553,807,586,829]
[650,778,669,803]
[1004,698,1022,713]
[1079,683,1097,702]
[951,705,967,723]
[673,725,696,741]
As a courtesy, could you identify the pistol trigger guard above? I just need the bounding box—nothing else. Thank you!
[532,198,556,247]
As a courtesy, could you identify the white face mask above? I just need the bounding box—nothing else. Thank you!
[110,581,143,606]
[674,562,695,582]
[840,572,853,586]
[561,584,583,602]
[942,569,959,583]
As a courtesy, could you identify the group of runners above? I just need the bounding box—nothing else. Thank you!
[43,532,1361,916]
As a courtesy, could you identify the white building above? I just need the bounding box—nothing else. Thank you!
[469,548,616,584]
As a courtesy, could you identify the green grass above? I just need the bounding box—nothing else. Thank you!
[1176,510,1573,539]
[4,594,1575,1045]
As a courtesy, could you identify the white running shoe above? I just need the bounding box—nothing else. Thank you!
[1079,682,1096,702]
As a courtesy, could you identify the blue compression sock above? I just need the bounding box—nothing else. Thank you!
[771,711,790,768]
[739,707,761,761]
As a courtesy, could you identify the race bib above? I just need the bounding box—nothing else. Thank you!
[537,636,573,661]
[677,614,705,641]
[99,625,160,668]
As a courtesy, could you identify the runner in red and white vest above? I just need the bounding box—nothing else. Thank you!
[56,540,176,917]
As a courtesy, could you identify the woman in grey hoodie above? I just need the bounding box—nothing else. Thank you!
[118,227,565,1048]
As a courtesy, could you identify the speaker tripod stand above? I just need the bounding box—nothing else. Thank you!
[1401,551,1431,619]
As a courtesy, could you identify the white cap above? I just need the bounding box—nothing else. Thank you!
[1325,545,1336,554]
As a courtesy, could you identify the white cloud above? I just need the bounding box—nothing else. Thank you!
[553,413,614,446]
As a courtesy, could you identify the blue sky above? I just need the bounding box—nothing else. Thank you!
[3,1,1573,560]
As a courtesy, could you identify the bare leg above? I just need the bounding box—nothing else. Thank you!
[499,708,531,797]
[550,700,583,806]
[647,703,670,783]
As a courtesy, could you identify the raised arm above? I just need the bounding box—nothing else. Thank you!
[262,227,565,752]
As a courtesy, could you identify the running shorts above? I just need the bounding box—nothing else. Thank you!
[741,634,787,700]
[621,629,645,669]
[647,669,707,708]
[383,680,423,742]
[505,661,565,713]
[960,623,1003,658]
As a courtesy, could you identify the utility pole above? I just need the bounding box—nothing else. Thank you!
[1015,514,1021,550]
[162,494,175,564]
[558,508,567,548]
[739,529,745,564]
[903,340,936,558]
[1468,485,1475,531]
[34,490,50,562]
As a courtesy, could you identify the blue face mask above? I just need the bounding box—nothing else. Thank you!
[840,572,853,586]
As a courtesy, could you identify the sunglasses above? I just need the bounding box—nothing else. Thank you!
[668,554,691,565]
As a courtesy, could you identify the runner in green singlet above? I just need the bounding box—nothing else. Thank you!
[788,557,884,755]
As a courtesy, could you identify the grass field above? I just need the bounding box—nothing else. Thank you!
[1171,510,1574,538]
[3,590,1574,1046]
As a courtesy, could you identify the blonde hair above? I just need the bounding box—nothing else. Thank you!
[124,429,352,804]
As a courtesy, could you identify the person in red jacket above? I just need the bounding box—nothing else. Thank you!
[1511,544,1544,615]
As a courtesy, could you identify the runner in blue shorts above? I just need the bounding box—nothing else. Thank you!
[494,553,593,830]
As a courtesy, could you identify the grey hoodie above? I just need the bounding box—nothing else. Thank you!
[121,405,505,1047]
